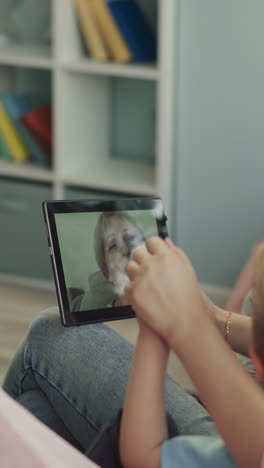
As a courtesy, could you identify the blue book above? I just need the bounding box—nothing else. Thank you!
[2,94,48,166]
[106,0,157,63]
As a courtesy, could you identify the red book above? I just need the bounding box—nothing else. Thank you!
[22,105,52,152]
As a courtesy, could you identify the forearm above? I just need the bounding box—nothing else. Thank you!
[225,242,263,312]
[174,320,264,468]
[214,304,252,356]
[120,328,169,468]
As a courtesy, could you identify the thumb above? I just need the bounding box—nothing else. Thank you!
[165,238,196,276]
[165,237,178,253]
[165,238,187,262]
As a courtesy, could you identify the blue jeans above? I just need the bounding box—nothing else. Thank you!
[2,307,217,452]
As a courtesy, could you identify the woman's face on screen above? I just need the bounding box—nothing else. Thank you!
[104,215,144,280]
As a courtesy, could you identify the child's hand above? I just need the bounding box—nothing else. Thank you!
[166,238,220,324]
[125,237,210,351]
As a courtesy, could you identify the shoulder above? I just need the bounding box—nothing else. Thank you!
[70,272,117,312]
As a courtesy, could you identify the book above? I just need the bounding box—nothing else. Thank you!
[22,105,52,157]
[74,0,109,62]
[0,132,11,161]
[2,94,49,166]
[90,0,132,63]
[0,103,30,163]
[106,0,157,63]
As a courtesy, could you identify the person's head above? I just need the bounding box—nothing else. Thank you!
[94,212,145,285]
[250,244,264,381]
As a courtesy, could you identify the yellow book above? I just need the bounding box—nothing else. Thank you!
[74,0,109,62]
[0,104,29,163]
[91,0,132,63]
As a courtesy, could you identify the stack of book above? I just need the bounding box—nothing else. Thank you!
[74,0,157,63]
[0,94,52,167]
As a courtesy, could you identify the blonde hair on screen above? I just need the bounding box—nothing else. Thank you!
[94,212,143,280]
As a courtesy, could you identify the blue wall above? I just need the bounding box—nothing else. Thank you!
[174,0,264,286]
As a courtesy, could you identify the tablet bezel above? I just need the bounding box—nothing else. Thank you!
[43,197,168,326]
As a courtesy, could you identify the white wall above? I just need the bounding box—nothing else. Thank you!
[174,0,264,287]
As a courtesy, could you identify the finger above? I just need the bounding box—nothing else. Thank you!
[124,281,134,301]
[165,238,183,257]
[132,247,151,265]
[146,236,167,255]
[173,247,197,278]
[125,259,140,280]
[165,238,191,265]
[165,237,178,252]
[176,247,194,268]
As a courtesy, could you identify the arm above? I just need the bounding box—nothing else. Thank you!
[210,301,252,356]
[225,241,264,313]
[173,317,264,468]
[119,324,169,468]
[125,237,264,468]
[167,236,253,356]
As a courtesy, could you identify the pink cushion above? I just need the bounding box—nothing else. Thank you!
[0,388,99,467]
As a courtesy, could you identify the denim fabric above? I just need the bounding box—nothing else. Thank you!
[2,307,217,452]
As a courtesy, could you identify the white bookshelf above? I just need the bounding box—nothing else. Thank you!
[0,160,54,182]
[0,0,177,279]
[62,158,156,195]
[0,43,53,69]
[61,59,159,80]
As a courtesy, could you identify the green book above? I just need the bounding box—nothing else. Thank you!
[0,131,11,161]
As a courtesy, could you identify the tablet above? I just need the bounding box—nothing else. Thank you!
[42,197,168,326]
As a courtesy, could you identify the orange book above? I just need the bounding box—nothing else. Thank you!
[74,0,109,61]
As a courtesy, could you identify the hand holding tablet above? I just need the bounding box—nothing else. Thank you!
[42,197,168,326]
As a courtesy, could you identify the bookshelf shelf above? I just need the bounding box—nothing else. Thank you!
[0,44,53,69]
[61,59,160,81]
[0,0,177,281]
[62,158,156,195]
[0,161,54,183]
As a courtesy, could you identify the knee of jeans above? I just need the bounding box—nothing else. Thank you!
[26,307,60,351]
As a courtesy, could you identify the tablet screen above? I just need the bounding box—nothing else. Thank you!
[43,198,168,325]
[55,209,160,313]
